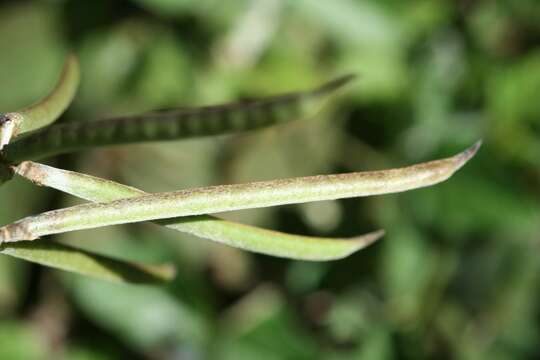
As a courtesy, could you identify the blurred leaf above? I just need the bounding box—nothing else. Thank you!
[286,261,329,293]
[355,327,393,360]
[489,52,540,122]
[0,321,47,360]
[409,171,539,238]
[133,33,191,108]
[380,224,435,319]
[65,276,208,351]
[0,256,27,313]
[64,346,116,360]
[11,53,80,136]
[324,289,375,344]
[0,176,50,227]
[76,21,153,117]
[133,0,247,27]
[0,2,65,112]
[488,52,540,165]
[217,285,317,359]
[290,0,403,49]
[133,0,219,17]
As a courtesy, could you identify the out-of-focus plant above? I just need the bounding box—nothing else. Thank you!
[0,54,480,284]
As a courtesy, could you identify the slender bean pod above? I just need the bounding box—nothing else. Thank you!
[0,241,175,283]
[4,75,355,162]
[0,141,481,243]
[12,161,383,261]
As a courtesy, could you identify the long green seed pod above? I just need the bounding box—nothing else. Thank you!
[0,54,80,149]
[0,141,481,242]
[1,241,175,283]
[4,75,355,162]
[12,161,383,261]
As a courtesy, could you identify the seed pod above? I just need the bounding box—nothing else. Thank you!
[4,75,355,162]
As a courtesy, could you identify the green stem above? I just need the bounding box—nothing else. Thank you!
[0,141,481,243]
[3,75,354,162]
[8,54,79,136]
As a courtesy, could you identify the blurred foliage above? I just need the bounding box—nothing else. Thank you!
[0,0,539,358]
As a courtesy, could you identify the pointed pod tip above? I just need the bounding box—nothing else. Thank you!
[313,73,358,96]
[350,229,385,250]
[334,73,358,86]
[456,140,482,166]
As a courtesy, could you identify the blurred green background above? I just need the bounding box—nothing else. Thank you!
[0,0,539,359]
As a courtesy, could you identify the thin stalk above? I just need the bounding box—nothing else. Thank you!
[0,54,80,149]
[3,75,355,162]
[0,141,481,243]
[12,162,383,261]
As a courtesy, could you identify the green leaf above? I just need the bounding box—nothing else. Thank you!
[0,241,175,284]
[0,321,48,359]
[65,276,207,350]
[216,285,318,360]
[3,74,355,162]
[0,142,480,244]
[9,161,383,261]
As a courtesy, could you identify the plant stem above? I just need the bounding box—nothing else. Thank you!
[5,54,79,138]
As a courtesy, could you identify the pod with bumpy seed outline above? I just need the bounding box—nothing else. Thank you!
[4,75,355,162]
